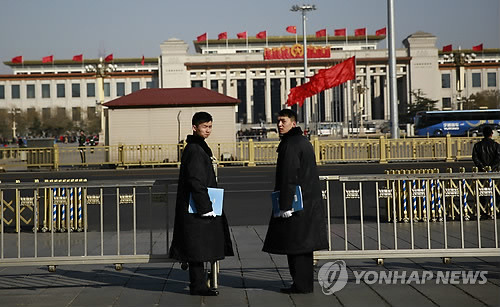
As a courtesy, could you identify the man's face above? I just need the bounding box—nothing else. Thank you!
[193,121,212,139]
[277,116,296,135]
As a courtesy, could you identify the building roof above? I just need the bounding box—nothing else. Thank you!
[103,87,240,108]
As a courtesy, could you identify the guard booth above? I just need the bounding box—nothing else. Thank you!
[26,138,54,168]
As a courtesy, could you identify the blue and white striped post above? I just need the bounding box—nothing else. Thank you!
[412,179,418,221]
[437,179,443,221]
[78,187,83,230]
[431,179,436,222]
[463,178,469,221]
[422,179,427,221]
[489,178,494,219]
[52,188,57,231]
[403,179,408,222]
[61,188,66,231]
[70,188,74,231]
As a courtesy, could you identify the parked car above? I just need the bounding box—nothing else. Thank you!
[467,124,500,137]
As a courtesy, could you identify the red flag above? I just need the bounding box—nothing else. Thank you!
[287,57,356,107]
[218,32,227,40]
[11,56,23,63]
[256,31,266,39]
[286,26,297,34]
[72,54,83,62]
[375,27,386,36]
[42,55,53,63]
[197,33,207,42]
[334,28,346,36]
[237,31,247,39]
[442,44,452,52]
[141,55,145,65]
[104,54,113,62]
[316,29,327,38]
[472,43,483,51]
[354,28,366,36]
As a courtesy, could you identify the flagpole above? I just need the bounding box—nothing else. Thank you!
[326,29,328,46]
[206,33,209,51]
[345,28,348,47]
[295,32,298,44]
[387,0,399,139]
[266,31,268,48]
[246,33,248,51]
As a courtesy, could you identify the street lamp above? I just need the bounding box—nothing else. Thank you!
[442,50,476,110]
[85,57,118,145]
[8,107,21,141]
[291,4,316,133]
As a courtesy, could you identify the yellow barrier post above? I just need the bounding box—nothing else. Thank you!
[445,134,454,162]
[248,139,255,167]
[312,136,321,165]
[379,136,387,164]
[53,144,59,170]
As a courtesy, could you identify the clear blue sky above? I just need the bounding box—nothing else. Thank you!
[1,0,498,73]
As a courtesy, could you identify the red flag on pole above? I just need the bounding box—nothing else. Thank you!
[286,26,297,34]
[256,31,266,39]
[334,28,346,36]
[11,56,23,63]
[472,43,483,51]
[375,27,386,36]
[42,55,53,63]
[197,33,207,42]
[218,32,228,40]
[72,54,83,62]
[141,55,145,65]
[237,31,247,39]
[104,54,113,62]
[354,28,366,36]
[442,44,453,52]
[315,29,327,38]
[287,56,356,107]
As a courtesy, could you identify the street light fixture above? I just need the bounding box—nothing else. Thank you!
[442,50,476,110]
[291,4,316,133]
[85,57,118,145]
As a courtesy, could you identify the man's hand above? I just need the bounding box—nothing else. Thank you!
[201,211,216,218]
[279,209,294,218]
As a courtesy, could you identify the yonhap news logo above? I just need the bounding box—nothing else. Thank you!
[318,261,488,295]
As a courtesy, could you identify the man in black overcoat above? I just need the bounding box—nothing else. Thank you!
[263,109,328,294]
[472,125,500,172]
[169,112,233,296]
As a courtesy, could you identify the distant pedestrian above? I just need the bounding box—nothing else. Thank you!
[169,112,234,296]
[78,130,86,164]
[472,125,500,172]
[262,109,328,294]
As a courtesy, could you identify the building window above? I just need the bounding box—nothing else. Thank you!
[12,84,20,99]
[0,85,4,99]
[117,82,125,96]
[442,97,452,109]
[146,81,154,89]
[42,84,50,98]
[87,107,97,119]
[57,84,65,98]
[42,108,51,120]
[191,81,203,88]
[211,80,219,92]
[472,73,481,88]
[72,83,80,98]
[87,83,95,97]
[72,107,81,121]
[131,82,140,92]
[27,84,35,98]
[441,73,450,88]
[104,83,110,97]
[487,72,497,87]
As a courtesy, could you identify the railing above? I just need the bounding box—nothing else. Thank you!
[315,172,500,264]
[0,135,492,170]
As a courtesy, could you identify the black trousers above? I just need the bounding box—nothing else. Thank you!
[287,252,314,292]
[188,262,208,291]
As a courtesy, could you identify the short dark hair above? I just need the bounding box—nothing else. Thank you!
[483,125,493,137]
[278,109,297,122]
[192,112,213,126]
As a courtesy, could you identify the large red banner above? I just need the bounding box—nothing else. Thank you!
[264,44,330,60]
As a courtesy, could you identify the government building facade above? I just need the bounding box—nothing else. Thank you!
[1,31,499,134]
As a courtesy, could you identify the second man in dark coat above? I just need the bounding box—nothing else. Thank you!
[263,109,328,294]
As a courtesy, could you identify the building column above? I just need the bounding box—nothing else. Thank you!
[246,69,253,124]
[324,88,332,121]
[346,80,352,124]
[285,68,291,109]
[265,68,272,123]
[365,66,372,121]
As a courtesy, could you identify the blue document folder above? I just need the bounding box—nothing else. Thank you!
[271,185,303,216]
[189,187,224,216]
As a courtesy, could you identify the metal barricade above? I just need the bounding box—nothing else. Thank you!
[315,172,500,264]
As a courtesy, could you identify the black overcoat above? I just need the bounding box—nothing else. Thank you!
[262,127,329,255]
[169,134,234,262]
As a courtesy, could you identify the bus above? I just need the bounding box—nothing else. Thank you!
[414,109,500,136]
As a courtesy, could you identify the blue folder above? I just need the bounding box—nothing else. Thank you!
[189,187,224,216]
[271,185,303,216]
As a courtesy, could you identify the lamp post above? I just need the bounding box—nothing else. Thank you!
[85,57,118,145]
[442,50,476,110]
[291,4,316,133]
[8,107,21,141]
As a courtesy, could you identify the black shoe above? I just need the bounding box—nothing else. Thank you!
[280,285,313,294]
[190,288,219,296]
